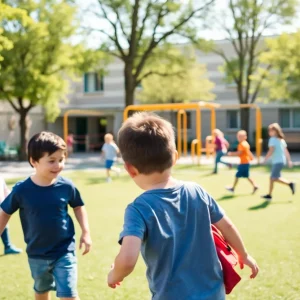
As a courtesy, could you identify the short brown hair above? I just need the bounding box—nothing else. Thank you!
[28,131,66,167]
[268,123,284,139]
[118,112,176,174]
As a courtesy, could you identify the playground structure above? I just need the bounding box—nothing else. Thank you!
[63,103,263,164]
[123,102,220,161]
[123,102,263,164]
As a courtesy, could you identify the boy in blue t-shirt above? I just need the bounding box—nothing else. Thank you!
[0,131,92,300]
[107,113,259,300]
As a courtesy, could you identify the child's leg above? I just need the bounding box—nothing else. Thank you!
[1,227,12,249]
[35,292,51,300]
[232,177,239,190]
[247,178,259,194]
[213,151,222,173]
[269,178,275,196]
[1,227,22,254]
[106,169,111,178]
[52,253,78,300]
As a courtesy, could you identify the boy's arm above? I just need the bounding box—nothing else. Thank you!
[73,206,92,255]
[214,216,259,279]
[108,236,141,288]
[0,208,11,235]
[228,150,242,156]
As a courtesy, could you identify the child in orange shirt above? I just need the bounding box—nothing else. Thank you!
[226,130,258,194]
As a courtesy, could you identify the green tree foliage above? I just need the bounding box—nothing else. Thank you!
[253,32,300,102]
[211,0,297,133]
[137,46,215,103]
[88,0,215,107]
[0,3,30,62]
[0,0,108,160]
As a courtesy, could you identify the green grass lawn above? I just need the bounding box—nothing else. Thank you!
[1,166,300,300]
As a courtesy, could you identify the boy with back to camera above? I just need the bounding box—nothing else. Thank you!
[226,130,259,194]
[0,132,92,300]
[107,113,259,300]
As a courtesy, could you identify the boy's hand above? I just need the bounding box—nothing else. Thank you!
[227,152,232,156]
[79,231,92,255]
[288,160,293,168]
[107,265,122,289]
[238,254,259,279]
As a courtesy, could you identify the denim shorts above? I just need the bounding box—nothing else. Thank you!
[236,164,250,178]
[105,159,114,169]
[271,163,284,179]
[28,252,78,298]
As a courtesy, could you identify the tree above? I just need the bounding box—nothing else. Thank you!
[88,0,215,107]
[0,0,108,160]
[0,3,30,63]
[137,46,215,104]
[210,0,297,134]
[253,32,300,102]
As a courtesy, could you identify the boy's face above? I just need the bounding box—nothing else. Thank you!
[30,149,66,180]
[237,133,247,142]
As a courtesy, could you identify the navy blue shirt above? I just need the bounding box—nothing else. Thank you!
[1,176,84,259]
[119,181,225,300]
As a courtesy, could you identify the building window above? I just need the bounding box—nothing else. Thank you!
[227,110,239,129]
[84,72,104,93]
[280,109,300,128]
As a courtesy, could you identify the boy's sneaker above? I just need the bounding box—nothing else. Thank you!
[5,246,22,255]
[252,186,259,195]
[261,194,272,201]
[106,177,112,183]
[289,182,295,195]
[225,187,234,193]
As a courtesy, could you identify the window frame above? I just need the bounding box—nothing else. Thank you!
[226,110,240,130]
[84,72,104,93]
[279,108,300,129]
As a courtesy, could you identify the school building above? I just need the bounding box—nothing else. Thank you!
[1,39,300,152]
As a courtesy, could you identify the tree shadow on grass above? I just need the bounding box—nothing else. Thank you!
[248,201,271,210]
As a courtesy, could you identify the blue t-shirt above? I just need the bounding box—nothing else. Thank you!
[119,181,225,300]
[0,176,84,259]
[268,137,287,164]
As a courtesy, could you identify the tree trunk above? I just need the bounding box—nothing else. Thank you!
[240,107,250,134]
[124,63,135,107]
[19,110,30,161]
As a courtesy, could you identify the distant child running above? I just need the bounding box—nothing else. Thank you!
[107,113,259,300]
[101,133,120,182]
[0,132,92,300]
[0,176,22,255]
[226,130,259,194]
[261,123,295,200]
[212,128,232,174]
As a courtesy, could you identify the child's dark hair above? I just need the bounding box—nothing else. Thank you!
[28,131,66,167]
[118,112,176,174]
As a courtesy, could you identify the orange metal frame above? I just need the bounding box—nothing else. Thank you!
[123,102,219,160]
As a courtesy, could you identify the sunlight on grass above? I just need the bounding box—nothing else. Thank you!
[1,166,299,299]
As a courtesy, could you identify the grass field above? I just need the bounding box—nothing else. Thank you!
[1,165,300,300]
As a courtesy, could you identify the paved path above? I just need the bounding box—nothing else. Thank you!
[1,152,300,179]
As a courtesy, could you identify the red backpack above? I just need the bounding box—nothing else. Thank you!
[212,225,241,294]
